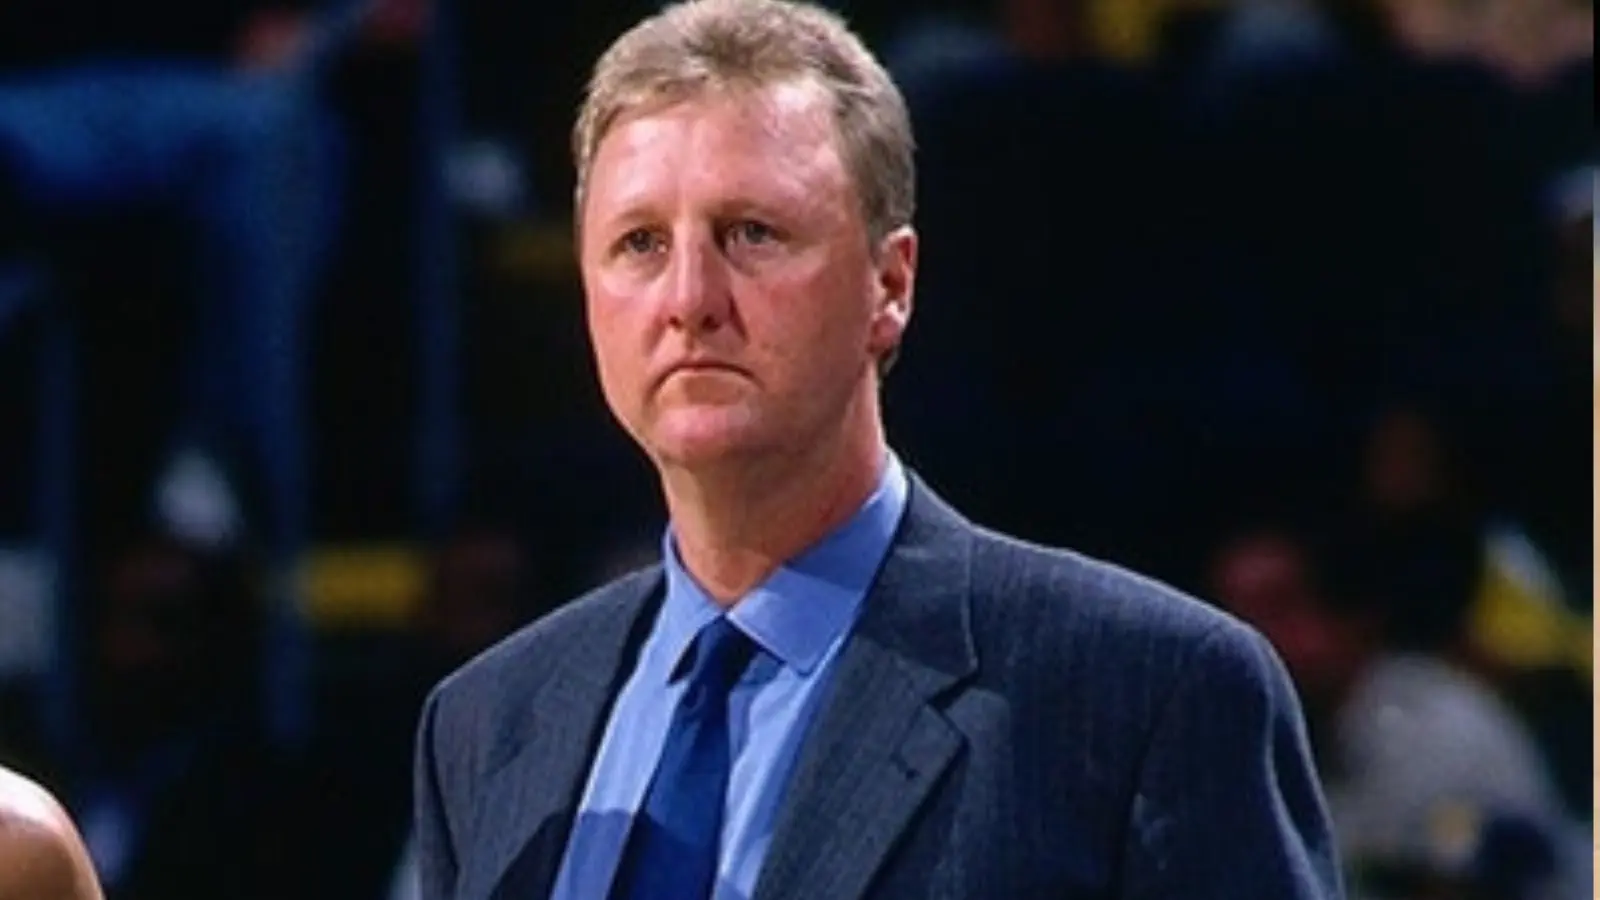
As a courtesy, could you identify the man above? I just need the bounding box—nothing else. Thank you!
[412,1,1342,898]
[0,764,104,900]
[1206,518,1584,898]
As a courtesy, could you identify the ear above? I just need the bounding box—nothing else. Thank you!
[868,225,917,362]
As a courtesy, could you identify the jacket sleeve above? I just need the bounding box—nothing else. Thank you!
[1120,622,1345,898]
[413,685,460,900]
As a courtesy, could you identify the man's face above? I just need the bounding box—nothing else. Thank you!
[578,80,913,469]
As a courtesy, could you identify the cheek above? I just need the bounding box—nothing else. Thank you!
[585,302,641,403]
[750,271,871,358]
[747,309,840,385]
[586,289,641,354]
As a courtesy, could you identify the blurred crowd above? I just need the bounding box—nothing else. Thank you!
[0,0,1591,899]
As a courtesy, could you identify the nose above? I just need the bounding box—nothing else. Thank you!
[662,228,733,334]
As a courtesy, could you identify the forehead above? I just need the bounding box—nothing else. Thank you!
[586,80,850,215]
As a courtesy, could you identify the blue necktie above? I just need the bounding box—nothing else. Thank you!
[609,616,756,900]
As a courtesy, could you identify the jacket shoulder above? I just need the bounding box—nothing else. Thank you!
[965,527,1273,692]
[972,528,1242,639]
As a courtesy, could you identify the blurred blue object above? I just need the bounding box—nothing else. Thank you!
[1468,809,1563,900]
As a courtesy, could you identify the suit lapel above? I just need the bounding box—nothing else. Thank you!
[462,570,665,900]
[754,480,979,900]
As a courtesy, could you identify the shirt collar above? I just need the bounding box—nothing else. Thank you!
[656,452,910,679]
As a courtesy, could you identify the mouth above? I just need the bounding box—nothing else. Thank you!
[660,360,749,383]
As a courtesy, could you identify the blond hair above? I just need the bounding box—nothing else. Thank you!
[572,0,915,244]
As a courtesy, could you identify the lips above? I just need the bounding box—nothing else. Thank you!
[662,360,747,380]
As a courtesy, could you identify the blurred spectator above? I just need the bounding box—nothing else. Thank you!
[1356,397,1593,817]
[299,526,538,900]
[1206,517,1584,899]
[1378,0,1496,63]
[67,535,297,899]
[1379,0,1593,87]
[1359,399,1587,675]
[0,0,347,557]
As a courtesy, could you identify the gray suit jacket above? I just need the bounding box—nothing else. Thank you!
[414,478,1343,899]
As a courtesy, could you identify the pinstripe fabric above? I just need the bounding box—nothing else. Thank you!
[414,475,1344,900]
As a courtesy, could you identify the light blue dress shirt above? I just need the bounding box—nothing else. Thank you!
[550,454,910,900]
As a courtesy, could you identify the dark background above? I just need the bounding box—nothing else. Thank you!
[0,0,1591,898]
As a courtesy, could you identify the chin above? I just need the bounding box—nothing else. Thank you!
[645,405,772,467]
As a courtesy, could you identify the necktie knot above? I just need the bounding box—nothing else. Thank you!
[681,617,756,701]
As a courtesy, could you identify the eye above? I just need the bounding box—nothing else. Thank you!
[616,228,664,257]
[727,220,779,248]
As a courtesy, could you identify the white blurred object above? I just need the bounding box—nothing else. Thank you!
[153,447,243,550]
[448,138,529,220]
[1327,654,1572,877]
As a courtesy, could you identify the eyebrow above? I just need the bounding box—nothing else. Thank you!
[594,193,808,235]
[708,195,797,223]
[594,203,655,233]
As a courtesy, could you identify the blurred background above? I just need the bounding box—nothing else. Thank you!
[0,0,1591,897]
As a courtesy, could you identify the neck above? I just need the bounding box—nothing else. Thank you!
[660,391,887,606]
